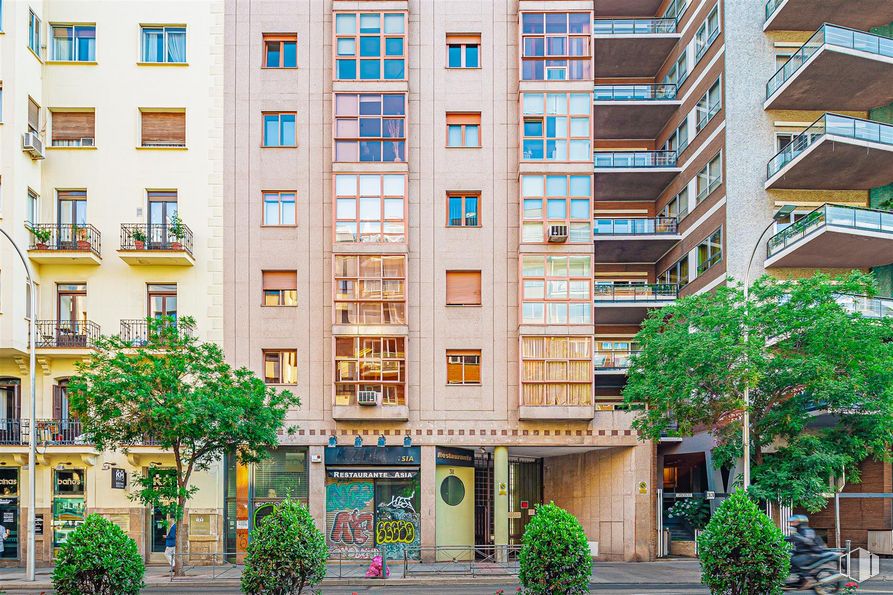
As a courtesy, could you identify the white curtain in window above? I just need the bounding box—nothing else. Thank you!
[167,29,186,63]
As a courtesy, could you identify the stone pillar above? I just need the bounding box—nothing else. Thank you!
[493,446,509,562]
[308,445,326,534]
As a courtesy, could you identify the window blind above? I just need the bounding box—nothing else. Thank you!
[446,271,482,305]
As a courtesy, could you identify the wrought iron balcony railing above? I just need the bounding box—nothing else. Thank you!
[120,318,191,346]
[28,223,101,256]
[593,217,678,235]
[0,419,26,445]
[767,204,893,257]
[594,284,678,302]
[593,18,676,35]
[35,320,100,348]
[120,223,194,256]
[594,150,677,168]
[593,84,677,101]
[36,419,86,445]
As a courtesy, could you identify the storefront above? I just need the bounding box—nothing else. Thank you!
[324,445,420,560]
[435,447,474,561]
[52,469,86,549]
[0,468,19,560]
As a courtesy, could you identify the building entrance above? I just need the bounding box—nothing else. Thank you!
[474,453,542,547]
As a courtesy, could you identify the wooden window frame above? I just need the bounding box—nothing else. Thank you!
[334,336,406,406]
[334,93,406,162]
[263,349,297,385]
[334,173,407,243]
[262,191,297,226]
[446,193,480,228]
[520,174,591,244]
[446,113,481,148]
[262,271,298,307]
[520,254,592,325]
[446,349,481,385]
[333,255,406,325]
[263,33,298,68]
[334,11,407,82]
[445,270,482,306]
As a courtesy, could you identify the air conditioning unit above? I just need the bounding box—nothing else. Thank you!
[22,132,45,160]
[357,390,380,406]
[80,137,95,147]
[545,67,567,81]
[547,224,568,243]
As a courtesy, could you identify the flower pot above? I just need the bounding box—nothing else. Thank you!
[77,240,91,250]
[171,241,183,250]
[134,240,145,250]
[35,242,49,250]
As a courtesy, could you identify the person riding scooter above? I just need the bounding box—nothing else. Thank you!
[786,514,827,588]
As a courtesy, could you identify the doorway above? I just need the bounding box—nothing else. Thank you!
[56,284,87,346]
[147,191,178,248]
[57,191,87,249]
[0,380,21,445]
[147,284,178,321]
[474,453,543,547]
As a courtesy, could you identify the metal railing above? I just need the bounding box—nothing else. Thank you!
[593,18,676,35]
[594,350,640,370]
[767,204,893,257]
[594,150,677,168]
[835,294,893,319]
[120,223,194,256]
[35,319,101,348]
[594,84,677,101]
[767,114,893,179]
[0,419,26,445]
[36,418,86,445]
[593,217,678,235]
[28,223,101,256]
[764,0,785,22]
[402,545,521,577]
[767,25,893,99]
[594,284,678,302]
[119,318,191,346]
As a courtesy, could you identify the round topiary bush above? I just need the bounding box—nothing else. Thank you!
[519,502,591,595]
[241,498,328,595]
[697,489,790,595]
[52,513,145,595]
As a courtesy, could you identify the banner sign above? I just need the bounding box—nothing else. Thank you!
[324,446,420,467]
[435,447,475,467]
[327,469,418,480]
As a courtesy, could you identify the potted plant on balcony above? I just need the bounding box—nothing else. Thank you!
[129,227,147,250]
[74,225,91,251]
[27,225,52,250]
[168,214,185,250]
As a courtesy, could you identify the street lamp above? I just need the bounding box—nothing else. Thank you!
[0,228,37,581]
[741,204,795,490]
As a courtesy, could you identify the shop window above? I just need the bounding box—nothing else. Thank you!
[334,93,405,162]
[521,174,591,243]
[521,12,591,81]
[0,468,19,559]
[521,93,590,161]
[52,468,86,548]
[335,336,405,406]
[521,255,591,324]
[335,173,406,242]
[334,255,406,325]
[521,336,591,406]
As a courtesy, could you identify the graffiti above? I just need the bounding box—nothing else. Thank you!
[326,481,374,512]
[375,519,415,544]
[330,509,374,546]
[382,492,416,513]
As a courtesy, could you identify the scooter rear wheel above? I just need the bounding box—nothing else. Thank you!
[812,570,843,595]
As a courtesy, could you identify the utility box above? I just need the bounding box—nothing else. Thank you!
[868,530,893,555]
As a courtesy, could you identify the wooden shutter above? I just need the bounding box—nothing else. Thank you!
[52,385,63,420]
[446,271,481,305]
[28,98,40,131]
[141,111,186,146]
[262,270,297,290]
[52,111,95,142]
[446,33,480,45]
[13,385,21,422]
[446,113,481,126]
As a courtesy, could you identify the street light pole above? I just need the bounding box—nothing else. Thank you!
[0,228,37,581]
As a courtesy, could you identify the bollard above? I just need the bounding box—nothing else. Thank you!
[381,551,388,579]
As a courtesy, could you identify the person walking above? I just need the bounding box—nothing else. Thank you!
[164,521,176,571]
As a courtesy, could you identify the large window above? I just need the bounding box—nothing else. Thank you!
[335,174,405,243]
[264,350,297,384]
[521,255,591,324]
[447,193,480,227]
[334,93,405,162]
[521,336,591,407]
[659,187,689,221]
[696,153,722,203]
[697,227,722,274]
[334,255,405,325]
[663,51,688,87]
[446,271,482,306]
[664,119,689,154]
[262,271,297,306]
[263,191,296,226]
[521,175,591,243]
[658,256,689,289]
[140,110,186,147]
[141,26,186,63]
[262,112,296,147]
[335,337,405,406]
[446,350,481,385]
[446,113,481,147]
[28,11,40,56]
[263,33,297,68]
[51,111,95,147]
[695,79,721,132]
[695,6,720,60]
[446,34,480,68]
[521,12,591,81]
[50,25,95,61]
[522,93,590,161]
[334,12,406,80]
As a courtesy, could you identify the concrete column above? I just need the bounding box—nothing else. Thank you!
[308,445,325,534]
[420,445,437,562]
[494,446,509,561]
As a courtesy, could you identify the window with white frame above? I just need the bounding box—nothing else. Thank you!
[521,174,591,243]
[521,92,591,161]
[696,79,721,132]
[521,254,592,324]
[695,6,719,60]
[26,190,38,225]
[696,153,722,204]
[50,24,96,61]
[28,10,40,56]
[141,26,186,63]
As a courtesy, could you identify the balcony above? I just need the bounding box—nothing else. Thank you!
[594,350,639,375]
[594,84,680,139]
[118,223,195,266]
[594,283,678,324]
[35,320,100,351]
[764,0,893,33]
[595,0,665,17]
[766,25,893,111]
[120,318,192,347]
[765,204,893,268]
[835,294,893,319]
[27,223,101,265]
[593,217,680,262]
[593,19,679,77]
[35,419,87,446]
[0,420,26,446]
[766,114,893,190]
[594,151,680,200]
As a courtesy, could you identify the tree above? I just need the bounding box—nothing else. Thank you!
[697,489,790,595]
[241,498,328,595]
[52,514,145,595]
[624,272,893,511]
[68,317,298,575]
[519,502,591,595]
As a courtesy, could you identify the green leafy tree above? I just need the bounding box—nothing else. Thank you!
[697,489,790,595]
[241,498,328,595]
[624,272,893,511]
[519,502,591,595]
[67,317,298,575]
[52,514,145,595]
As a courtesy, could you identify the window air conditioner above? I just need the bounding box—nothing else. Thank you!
[547,224,568,243]
[357,390,380,406]
[22,132,45,159]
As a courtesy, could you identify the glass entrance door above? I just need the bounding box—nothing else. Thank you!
[57,191,87,249]
[57,284,87,346]
[148,285,177,324]
[148,191,178,248]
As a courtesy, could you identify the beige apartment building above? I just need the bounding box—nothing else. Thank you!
[0,0,224,565]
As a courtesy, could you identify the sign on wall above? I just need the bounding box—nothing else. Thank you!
[111,468,127,490]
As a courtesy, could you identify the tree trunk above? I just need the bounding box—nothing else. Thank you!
[174,494,187,577]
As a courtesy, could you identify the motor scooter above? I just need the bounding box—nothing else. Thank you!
[782,550,849,594]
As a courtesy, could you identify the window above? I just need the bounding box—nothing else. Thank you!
[775,50,795,70]
[335,337,405,406]
[263,33,297,68]
[447,34,480,68]
[521,12,591,81]
[446,271,481,306]
[262,191,296,226]
[521,336,591,407]
[334,255,405,325]
[262,271,297,306]
[141,26,186,63]
[51,111,95,147]
[28,10,40,56]
[334,12,406,80]
[776,132,795,152]
[140,110,186,147]
[50,25,95,61]
[662,0,690,20]
[334,93,405,162]
[28,98,39,134]
[773,210,809,233]
[262,112,296,147]
[697,227,723,274]
[25,281,39,319]
[665,119,689,154]
[147,284,177,320]
[595,340,639,370]
[522,93,590,161]
[658,256,689,289]
[696,153,722,203]
[663,51,688,87]
[660,187,689,221]
[521,255,591,324]
[446,350,481,385]
[695,79,721,132]
[335,174,405,242]
[263,350,297,384]
[447,193,479,227]
[695,6,719,60]
[446,113,481,147]
[26,190,38,225]
[521,174,591,243]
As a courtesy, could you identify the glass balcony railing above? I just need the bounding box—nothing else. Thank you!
[594,284,678,302]
[594,350,640,370]
[767,204,893,257]
[593,217,678,235]
[767,25,893,99]
[593,19,677,35]
[595,150,677,168]
[767,114,893,179]
[834,294,893,319]
[765,0,785,22]
[593,84,677,101]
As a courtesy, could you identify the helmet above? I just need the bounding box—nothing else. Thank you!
[788,514,809,525]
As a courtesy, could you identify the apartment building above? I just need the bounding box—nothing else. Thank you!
[0,0,224,565]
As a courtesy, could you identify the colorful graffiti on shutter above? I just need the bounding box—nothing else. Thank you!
[374,478,421,560]
[325,480,376,558]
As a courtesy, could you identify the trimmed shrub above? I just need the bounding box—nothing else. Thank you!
[519,502,591,595]
[52,513,145,595]
[241,498,328,595]
[697,489,790,595]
